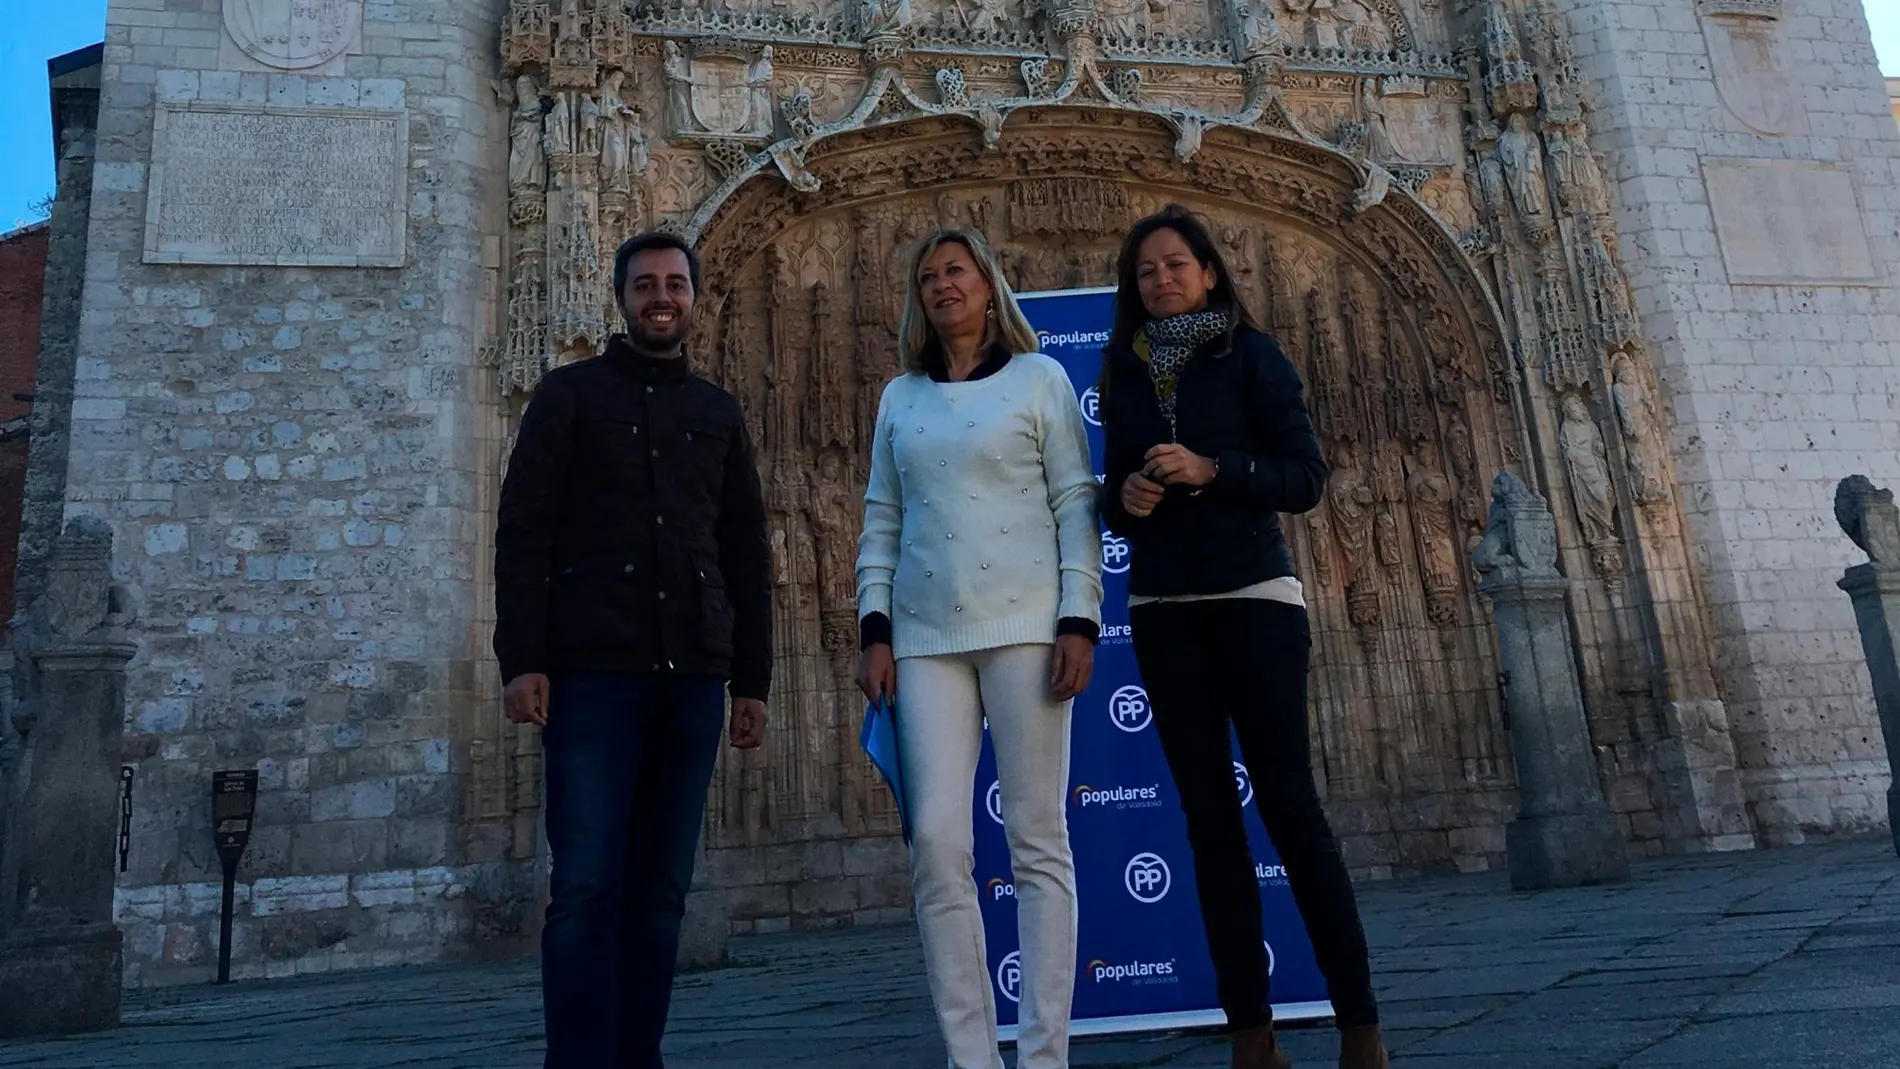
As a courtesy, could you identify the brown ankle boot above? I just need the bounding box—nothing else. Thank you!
[1232,1025,1293,1069]
[1338,1024,1389,1069]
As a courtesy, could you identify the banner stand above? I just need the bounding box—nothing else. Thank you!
[971,288,1335,1042]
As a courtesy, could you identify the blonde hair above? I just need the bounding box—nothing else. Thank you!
[896,229,1041,374]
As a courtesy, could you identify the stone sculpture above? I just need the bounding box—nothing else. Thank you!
[1558,393,1617,546]
[508,74,546,194]
[1609,354,1670,506]
[1833,475,1900,856]
[1473,473,1630,889]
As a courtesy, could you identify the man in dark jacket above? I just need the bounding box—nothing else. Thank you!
[493,231,772,1069]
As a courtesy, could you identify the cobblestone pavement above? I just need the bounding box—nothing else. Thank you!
[1,841,1894,1068]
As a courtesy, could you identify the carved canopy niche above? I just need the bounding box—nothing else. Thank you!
[691,110,1530,860]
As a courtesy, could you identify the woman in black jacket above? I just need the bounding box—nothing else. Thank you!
[1098,205,1387,1069]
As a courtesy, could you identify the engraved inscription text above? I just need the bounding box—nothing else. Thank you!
[1704,159,1878,286]
[144,104,408,268]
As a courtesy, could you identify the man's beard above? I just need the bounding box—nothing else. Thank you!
[624,313,690,353]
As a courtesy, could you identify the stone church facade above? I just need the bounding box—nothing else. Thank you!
[9,0,1895,984]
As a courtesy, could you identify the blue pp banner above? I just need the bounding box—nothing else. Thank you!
[974,288,1333,1039]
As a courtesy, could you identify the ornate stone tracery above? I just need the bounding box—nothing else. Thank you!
[482,0,1736,913]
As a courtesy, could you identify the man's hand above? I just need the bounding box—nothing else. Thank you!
[1144,444,1217,488]
[1121,472,1165,518]
[504,673,551,727]
[1050,634,1094,702]
[730,698,768,749]
[857,643,897,704]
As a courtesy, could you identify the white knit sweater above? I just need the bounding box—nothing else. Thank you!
[856,353,1104,659]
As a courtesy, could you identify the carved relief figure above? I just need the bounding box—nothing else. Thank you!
[1305,511,1336,588]
[1496,112,1550,226]
[543,90,573,161]
[1329,468,1376,585]
[963,0,1009,32]
[1558,393,1616,545]
[1235,0,1285,58]
[1361,80,1400,162]
[749,47,776,136]
[808,452,859,614]
[1281,0,1380,51]
[1097,0,1165,37]
[1609,354,1671,505]
[1406,454,1460,627]
[1444,415,1487,529]
[578,91,602,156]
[598,71,635,194]
[663,41,693,134]
[508,75,546,194]
[859,0,914,36]
[1375,509,1403,568]
[1570,139,1612,218]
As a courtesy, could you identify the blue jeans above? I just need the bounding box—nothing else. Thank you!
[541,672,726,1069]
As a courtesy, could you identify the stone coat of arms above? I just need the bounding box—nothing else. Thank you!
[223,0,364,71]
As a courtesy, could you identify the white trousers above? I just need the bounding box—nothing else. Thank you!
[898,644,1078,1069]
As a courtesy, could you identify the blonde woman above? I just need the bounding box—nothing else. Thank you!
[856,229,1104,1069]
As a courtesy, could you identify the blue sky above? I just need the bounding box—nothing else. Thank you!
[2,0,1899,229]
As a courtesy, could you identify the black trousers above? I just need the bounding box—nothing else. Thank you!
[1130,597,1379,1031]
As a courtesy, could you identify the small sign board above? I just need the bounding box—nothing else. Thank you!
[211,769,258,865]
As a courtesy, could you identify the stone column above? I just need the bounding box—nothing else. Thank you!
[1832,476,1900,857]
[1473,473,1630,890]
[0,517,137,1036]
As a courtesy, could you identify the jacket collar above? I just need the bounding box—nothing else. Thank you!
[604,334,690,382]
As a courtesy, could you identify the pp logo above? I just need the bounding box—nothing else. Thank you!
[1080,386,1102,427]
[1109,685,1151,733]
[1101,532,1131,574]
[1125,852,1172,903]
[1234,761,1254,808]
[986,780,1004,825]
[996,950,1023,1003]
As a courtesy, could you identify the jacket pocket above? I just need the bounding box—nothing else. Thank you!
[694,561,735,659]
[679,416,731,502]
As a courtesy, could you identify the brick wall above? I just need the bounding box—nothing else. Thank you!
[0,223,48,623]
[0,224,48,425]
[1557,0,1900,841]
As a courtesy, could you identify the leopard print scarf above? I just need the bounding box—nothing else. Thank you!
[1138,308,1230,437]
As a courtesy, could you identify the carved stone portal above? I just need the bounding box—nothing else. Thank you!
[481,0,1721,925]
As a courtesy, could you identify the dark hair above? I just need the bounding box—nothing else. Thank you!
[1107,204,1260,355]
[612,231,702,299]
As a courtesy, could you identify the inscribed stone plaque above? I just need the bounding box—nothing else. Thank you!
[1703,159,1879,286]
[143,103,407,268]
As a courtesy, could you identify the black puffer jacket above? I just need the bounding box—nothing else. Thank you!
[493,336,773,700]
[1098,323,1327,598]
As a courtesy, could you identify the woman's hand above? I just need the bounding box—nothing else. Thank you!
[1121,471,1165,518]
[1144,443,1218,488]
[1050,635,1094,702]
[857,643,897,704]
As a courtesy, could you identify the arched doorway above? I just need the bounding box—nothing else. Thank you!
[690,109,1529,883]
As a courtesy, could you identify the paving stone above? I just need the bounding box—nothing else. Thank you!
[0,842,1892,1067]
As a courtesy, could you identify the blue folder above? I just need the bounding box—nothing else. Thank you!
[859,698,912,844]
